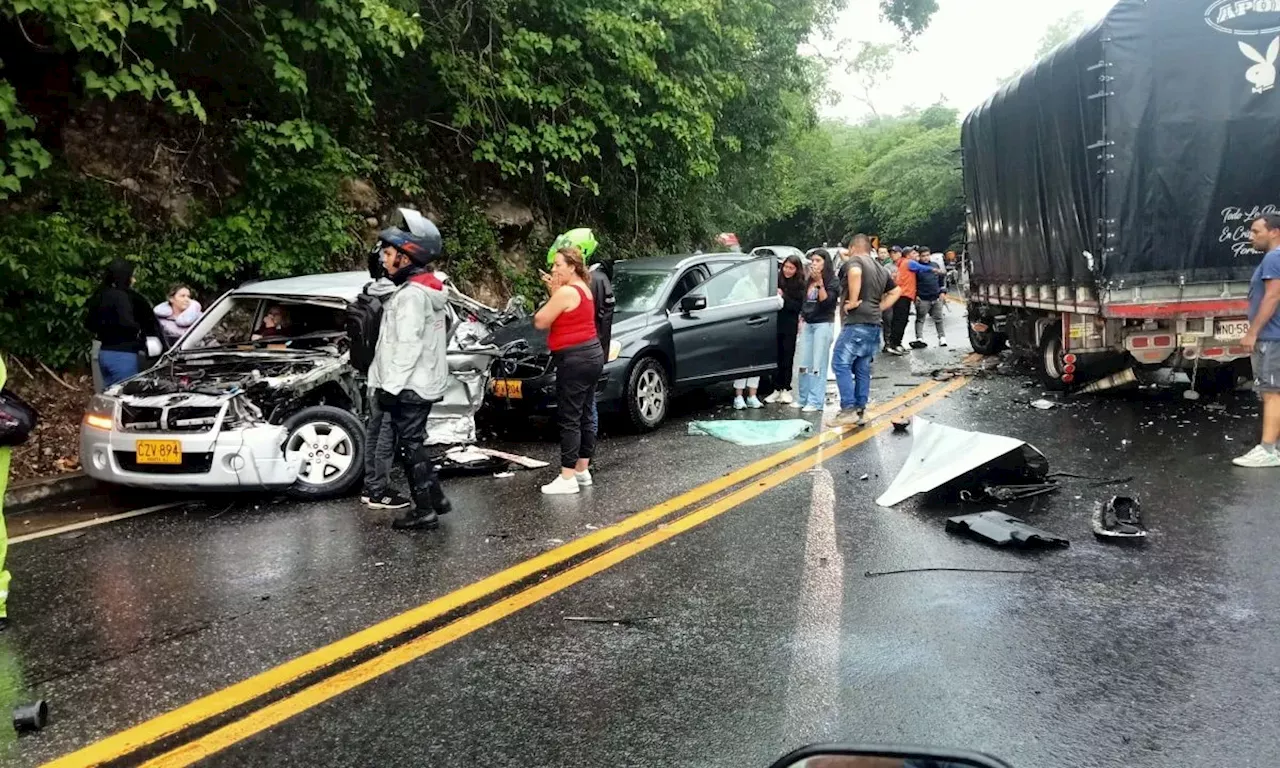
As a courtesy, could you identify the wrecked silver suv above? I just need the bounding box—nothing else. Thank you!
[80,271,518,499]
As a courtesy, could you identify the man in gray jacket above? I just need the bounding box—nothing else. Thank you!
[368,222,453,530]
[359,248,404,511]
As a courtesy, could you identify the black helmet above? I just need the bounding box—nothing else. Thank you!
[378,219,442,267]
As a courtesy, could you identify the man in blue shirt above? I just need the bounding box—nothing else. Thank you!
[1235,213,1280,468]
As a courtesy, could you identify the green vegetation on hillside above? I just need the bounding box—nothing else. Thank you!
[0,0,943,367]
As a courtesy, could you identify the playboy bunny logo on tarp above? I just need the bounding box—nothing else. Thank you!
[1204,0,1280,92]
[1240,36,1280,92]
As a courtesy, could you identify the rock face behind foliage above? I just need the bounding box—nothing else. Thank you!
[61,103,232,229]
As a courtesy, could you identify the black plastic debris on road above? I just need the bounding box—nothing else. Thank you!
[946,511,1070,549]
[13,700,48,734]
[1093,496,1147,541]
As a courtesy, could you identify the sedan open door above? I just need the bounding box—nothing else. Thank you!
[668,255,780,385]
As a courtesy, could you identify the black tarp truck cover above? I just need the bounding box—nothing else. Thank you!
[963,0,1280,290]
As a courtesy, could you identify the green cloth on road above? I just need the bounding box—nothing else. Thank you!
[687,419,813,446]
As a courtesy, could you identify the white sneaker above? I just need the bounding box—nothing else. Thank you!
[764,390,782,404]
[575,470,593,486]
[541,475,581,495]
[789,399,804,409]
[746,396,764,409]
[733,395,746,410]
[1232,445,1280,468]
[939,336,948,347]
[780,390,794,404]
[802,405,820,413]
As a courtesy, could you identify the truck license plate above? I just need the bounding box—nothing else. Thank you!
[1215,319,1250,340]
[136,440,182,465]
[490,379,523,399]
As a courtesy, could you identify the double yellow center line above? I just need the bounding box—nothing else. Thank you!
[47,374,969,767]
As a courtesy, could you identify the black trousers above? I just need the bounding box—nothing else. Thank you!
[889,296,913,348]
[377,390,448,513]
[777,317,799,390]
[553,340,605,469]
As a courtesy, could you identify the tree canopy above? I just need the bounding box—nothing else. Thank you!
[0,0,942,366]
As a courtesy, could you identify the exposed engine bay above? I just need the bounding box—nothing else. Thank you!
[110,285,523,445]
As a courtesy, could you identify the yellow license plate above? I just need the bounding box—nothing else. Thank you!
[490,379,523,399]
[136,440,182,465]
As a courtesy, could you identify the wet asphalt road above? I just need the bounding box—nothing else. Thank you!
[3,306,1278,768]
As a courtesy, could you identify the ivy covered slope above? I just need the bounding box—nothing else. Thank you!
[0,0,937,369]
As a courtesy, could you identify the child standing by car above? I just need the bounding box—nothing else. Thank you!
[794,250,838,413]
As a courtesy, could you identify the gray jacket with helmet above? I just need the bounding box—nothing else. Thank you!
[368,270,450,403]
[367,214,450,403]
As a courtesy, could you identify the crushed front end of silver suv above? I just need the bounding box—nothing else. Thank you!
[81,272,516,496]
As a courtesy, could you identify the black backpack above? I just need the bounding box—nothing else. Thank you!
[346,286,385,376]
[0,387,38,447]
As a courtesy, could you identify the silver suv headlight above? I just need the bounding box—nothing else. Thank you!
[84,395,117,430]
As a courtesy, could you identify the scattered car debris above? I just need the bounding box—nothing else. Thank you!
[686,419,813,446]
[946,511,1070,549]
[877,418,1048,507]
[12,700,48,734]
[859,474,870,481]
[961,483,1058,502]
[563,615,662,626]
[473,447,549,470]
[493,471,515,479]
[863,566,1037,578]
[1029,399,1057,410]
[1074,368,1138,395]
[1093,496,1147,540]
[891,417,911,433]
[443,446,490,464]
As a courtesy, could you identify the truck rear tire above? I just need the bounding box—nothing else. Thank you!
[968,314,1007,355]
[1038,326,1068,392]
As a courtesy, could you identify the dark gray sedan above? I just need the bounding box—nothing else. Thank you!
[486,252,782,430]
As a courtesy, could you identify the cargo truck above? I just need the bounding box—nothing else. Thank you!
[961,0,1278,390]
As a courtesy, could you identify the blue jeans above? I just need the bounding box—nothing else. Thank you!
[99,350,140,387]
[796,321,834,408]
[832,323,881,410]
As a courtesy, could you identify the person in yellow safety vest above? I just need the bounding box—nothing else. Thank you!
[0,354,12,631]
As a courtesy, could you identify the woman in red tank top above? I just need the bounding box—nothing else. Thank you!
[533,246,605,495]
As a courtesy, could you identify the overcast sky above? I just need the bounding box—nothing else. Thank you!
[813,0,1118,122]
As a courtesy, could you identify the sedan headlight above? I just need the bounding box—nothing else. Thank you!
[84,395,117,430]
[608,339,622,363]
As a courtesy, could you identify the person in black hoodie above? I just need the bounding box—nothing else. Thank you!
[765,253,806,405]
[85,259,160,388]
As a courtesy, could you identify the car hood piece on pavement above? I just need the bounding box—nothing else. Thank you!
[945,511,1070,549]
[686,419,813,446]
[876,418,1048,507]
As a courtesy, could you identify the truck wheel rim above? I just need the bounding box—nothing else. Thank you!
[1044,338,1064,379]
[637,369,666,423]
[286,421,355,486]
